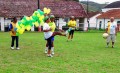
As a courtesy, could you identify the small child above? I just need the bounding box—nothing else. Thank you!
[9,17,20,50]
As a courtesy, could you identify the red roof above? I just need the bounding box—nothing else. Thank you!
[0,0,37,18]
[97,9,120,19]
[88,11,100,18]
[0,0,87,18]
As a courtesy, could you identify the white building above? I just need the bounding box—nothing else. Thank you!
[96,9,120,31]
[96,1,120,31]
[88,12,101,29]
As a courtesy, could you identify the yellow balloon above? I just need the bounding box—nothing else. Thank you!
[32,12,36,16]
[34,22,39,27]
[41,15,44,19]
[47,9,51,14]
[40,22,44,26]
[43,7,48,13]
[26,25,31,31]
[20,24,24,27]
[26,17,30,21]
[18,29,24,34]
[37,14,41,18]
[16,23,19,28]
[30,16,33,20]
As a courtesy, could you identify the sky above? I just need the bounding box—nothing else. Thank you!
[79,0,119,4]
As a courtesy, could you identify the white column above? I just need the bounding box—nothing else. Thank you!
[1,17,5,31]
[59,18,66,29]
[31,25,34,31]
[76,19,79,28]
[83,18,88,31]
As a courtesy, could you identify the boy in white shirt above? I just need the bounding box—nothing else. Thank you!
[43,16,66,57]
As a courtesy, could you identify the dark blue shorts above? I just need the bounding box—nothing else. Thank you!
[51,36,54,42]
[45,36,54,41]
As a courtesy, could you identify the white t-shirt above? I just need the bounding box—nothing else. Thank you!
[43,23,53,39]
[107,21,117,34]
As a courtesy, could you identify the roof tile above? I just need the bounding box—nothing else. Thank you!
[97,9,120,19]
[0,0,87,18]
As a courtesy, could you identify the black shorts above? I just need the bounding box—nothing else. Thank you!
[69,30,74,35]
[46,36,53,50]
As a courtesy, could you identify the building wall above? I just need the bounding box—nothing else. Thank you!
[0,17,22,31]
[0,17,5,31]
[58,17,88,31]
[83,18,88,31]
[89,13,101,28]
[0,17,1,31]
[58,18,66,29]
[0,17,88,31]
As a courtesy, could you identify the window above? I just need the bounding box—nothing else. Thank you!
[117,21,120,24]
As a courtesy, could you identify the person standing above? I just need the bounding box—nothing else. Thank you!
[9,17,20,50]
[105,17,117,48]
[67,16,76,41]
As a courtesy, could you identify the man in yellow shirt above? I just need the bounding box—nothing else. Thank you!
[67,16,76,41]
[9,17,20,50]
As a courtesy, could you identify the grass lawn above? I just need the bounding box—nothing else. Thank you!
[0,31,120,73]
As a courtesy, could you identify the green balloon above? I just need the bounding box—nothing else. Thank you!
[18,21,22,25]
[31,19,36,23]
[16,32,20,36]
[32,16,37,20]
[37,20,41,24]
[37,9,44,15]
[34,11,39,16]
[22,16,27,21]
[29,21,33,26]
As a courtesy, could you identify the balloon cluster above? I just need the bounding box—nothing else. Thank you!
[15,7,51,36]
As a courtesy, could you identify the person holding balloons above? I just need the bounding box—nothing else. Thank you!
[67,16,76,41]
[9,17,20,50]
[43,16,66,57]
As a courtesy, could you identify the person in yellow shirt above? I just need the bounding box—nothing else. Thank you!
[9,17,20,50]
[67,16,76,41]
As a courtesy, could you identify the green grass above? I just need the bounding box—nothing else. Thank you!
[0,31,120,73]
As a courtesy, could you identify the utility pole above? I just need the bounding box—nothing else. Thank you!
[38,0,40,9]
[87,0,89,30]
